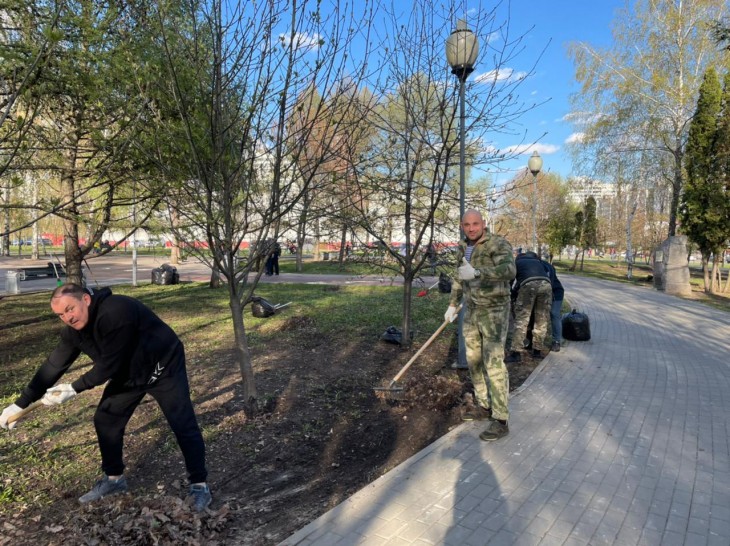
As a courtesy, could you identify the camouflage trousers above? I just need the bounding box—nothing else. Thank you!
[509,279,552,352]
[463,300,511,422]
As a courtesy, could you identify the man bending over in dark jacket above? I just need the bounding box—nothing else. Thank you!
[506,251,552,361]
[0,284,211,511]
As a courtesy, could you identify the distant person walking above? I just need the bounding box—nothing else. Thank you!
[265,241,281,276]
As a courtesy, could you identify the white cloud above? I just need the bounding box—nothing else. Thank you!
[474,68,527,84]
[503,143,560,156]
[565,132,585,144]
[484,30,501,45]
[278,32,322,52]
[561,111,603,125]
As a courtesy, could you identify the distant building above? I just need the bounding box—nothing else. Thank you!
[567,177,617,204]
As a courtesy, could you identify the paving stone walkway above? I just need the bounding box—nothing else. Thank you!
[280,275,730,546]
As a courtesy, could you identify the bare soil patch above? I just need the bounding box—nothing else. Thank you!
[1,325,542,546]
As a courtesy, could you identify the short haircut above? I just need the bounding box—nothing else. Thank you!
[51,283,87,301]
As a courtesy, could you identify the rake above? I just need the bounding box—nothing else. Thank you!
[374,304,461,396]
[416,281,439,297]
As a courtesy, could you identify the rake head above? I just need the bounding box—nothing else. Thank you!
[373,380,405,400]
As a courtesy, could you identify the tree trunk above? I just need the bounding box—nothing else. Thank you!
[313,218,321,261]
[400,273,413,350]
[228,293,257,416]
[667,146,683,237]
[31,177,40,260]
[209,265,221,288]
[170,244,181,264]
[710,257,720,294]
[169,208,181,265]
[338,223,347,265]
[63,234,85,286]
[295,204,308,273]
[570,249,579,271]
[2,182,10,257]
[702,254,711,293]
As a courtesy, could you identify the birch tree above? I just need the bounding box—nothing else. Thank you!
[568,0,729,238]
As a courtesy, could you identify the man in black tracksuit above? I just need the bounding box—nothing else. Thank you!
[0,284,211,511]
[506,251,552,360]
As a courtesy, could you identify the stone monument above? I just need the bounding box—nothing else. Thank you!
[653,235,691,296]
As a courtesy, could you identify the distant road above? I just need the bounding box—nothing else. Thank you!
[0,253,432,296]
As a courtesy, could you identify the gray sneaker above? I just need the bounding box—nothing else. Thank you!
[188,484,212,512]
[79,475,128,504]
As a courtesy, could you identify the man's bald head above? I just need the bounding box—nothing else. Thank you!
[461,209,486,242]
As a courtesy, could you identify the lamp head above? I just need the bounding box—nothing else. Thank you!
[446,19,479,80]
[528,151,543,176]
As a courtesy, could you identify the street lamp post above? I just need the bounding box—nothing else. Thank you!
[487,189,497,233]
[528,151,543,252]
[446,20,479,370]
[446,19,479,226]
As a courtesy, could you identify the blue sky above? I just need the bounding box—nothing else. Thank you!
[474,0,624,188]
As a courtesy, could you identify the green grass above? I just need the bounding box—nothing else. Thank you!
[554,257,730,312]
[0,281,451,513]
[2,260,725,515]
[277,257,402,276]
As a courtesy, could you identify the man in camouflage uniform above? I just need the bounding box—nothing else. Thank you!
[444,209,516,441]
[507,250,553,360]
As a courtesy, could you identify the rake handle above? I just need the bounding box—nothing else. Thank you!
[6,401,43,425]
[391,303,462,384]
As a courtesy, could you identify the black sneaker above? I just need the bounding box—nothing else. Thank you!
[504,351,521,363]
[188,484,212,512]
[479,420,509,441]
[532,349,543,358]
[551,341,561,352]
[462,406,492,421]
[79,475,128,504]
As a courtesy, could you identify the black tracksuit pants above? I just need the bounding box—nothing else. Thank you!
[93,344,207,484]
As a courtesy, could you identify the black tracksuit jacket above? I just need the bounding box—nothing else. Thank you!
[16,288,181,408]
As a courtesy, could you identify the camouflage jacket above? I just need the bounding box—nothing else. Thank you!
[449,232,516,308]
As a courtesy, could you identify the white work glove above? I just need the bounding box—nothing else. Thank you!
[457,258,477,281]
[444,305,459,323]
[0,404,23,430]
[41,384,77,406]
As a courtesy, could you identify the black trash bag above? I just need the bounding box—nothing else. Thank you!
[562,309,591,341]
[379,326,414,345]
[438,272,452,294]
[151,263,179,285]
[251,296,277,318]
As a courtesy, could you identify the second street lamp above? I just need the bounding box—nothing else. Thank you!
[528,151,543,252]
[446,19,479,226]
